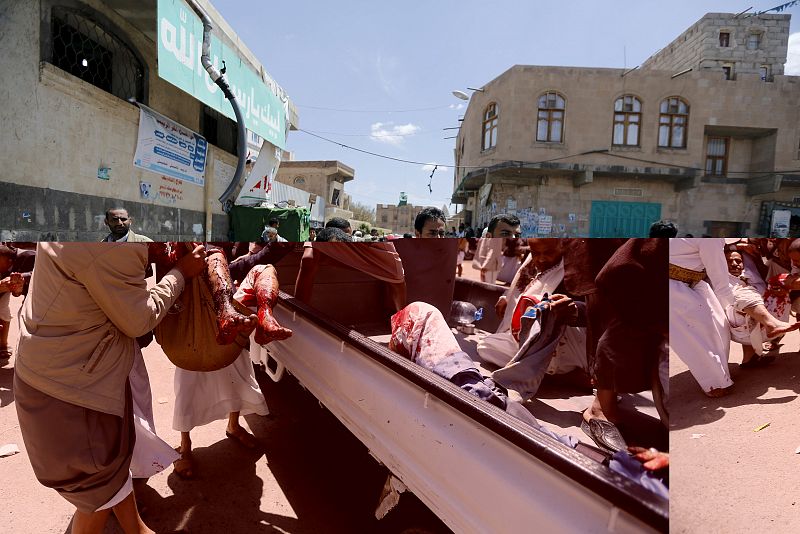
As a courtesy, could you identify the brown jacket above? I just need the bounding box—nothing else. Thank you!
[15,243,184,417]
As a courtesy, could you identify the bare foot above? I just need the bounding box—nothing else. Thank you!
[254,307,293,345]
[252,265,292,345]
[765,320,800,338]
[216,304,258,345]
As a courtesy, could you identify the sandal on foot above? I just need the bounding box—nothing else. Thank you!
[173,447,195,479]
[0,346,12,361]
[225,428,259,449]
[580,418,627,454]
[705,386,733,398]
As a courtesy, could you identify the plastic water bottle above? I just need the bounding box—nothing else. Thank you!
[474,307,484,322]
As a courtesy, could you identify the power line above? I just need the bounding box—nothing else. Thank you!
[303,128,434,138]
[296,104,452,113]
[298,129,800,177]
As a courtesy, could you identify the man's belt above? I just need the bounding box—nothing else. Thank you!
[669,264,705,286]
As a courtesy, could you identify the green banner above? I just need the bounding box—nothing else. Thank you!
[157,0,287,149]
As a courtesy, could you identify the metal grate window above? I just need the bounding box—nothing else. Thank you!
[47,6,145,102]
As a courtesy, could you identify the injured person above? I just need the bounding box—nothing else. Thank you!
[388,301,577,449]
[724,249,799,367]
[149,242,291,347]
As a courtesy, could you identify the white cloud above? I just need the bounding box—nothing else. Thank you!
[448,103,465,110]
[786,33,800,76]
[370,122,420,145]
[421,162,450,173]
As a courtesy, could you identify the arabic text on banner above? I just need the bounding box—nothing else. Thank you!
[157,0,288,149]
[133,104,207,186]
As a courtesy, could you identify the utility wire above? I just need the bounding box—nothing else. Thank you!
[298,129,800,176]
[297,104,452,113]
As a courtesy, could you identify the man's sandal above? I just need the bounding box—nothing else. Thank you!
[172,447,195,479]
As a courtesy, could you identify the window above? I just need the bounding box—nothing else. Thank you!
[331,188,341,206]
[293,176,306,185]
[722,64,733,80]
[658,97,689,148]
[612,95,641,146]
[481,103,498,150]
[705,137,729,176]
[201,106,238,156]
[747,33,761,50]
[46,6,145,102]
[760,65,772,82]
[536,92,565,142]
[719,32,730,47]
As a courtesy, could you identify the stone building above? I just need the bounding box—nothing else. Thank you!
[376,202,425,235]
[452,12,800,237]
[275,161,355,227]
[0,0,297,241]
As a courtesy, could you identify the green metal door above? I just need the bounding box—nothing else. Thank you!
[589,201,662,237]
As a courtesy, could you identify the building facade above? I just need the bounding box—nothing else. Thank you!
[0,0,297,241]
[275,160,356,227]
[452,12,800,237]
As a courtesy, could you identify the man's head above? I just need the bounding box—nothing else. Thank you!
[370,228,379,237]
[315,227,351,242]
[264,226,279,243]
[105,208,131,238]
[787,238,800,268]
[649,220,678,238]
[414,207,446,238]
[0,245,15,274]
[725,249,744,277]
[487,214,521,238]
[325,217,352,235]
[269,218,280,229]
[527,238,563,272]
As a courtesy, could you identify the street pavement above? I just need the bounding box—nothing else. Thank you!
[0,294,448,533]
[670,328,800,533]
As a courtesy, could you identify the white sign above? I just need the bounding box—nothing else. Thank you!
[538,215,553,234]
[506,198,517,211]
[236,139,283,205]
[771,209,792,237]
[133,104,207,186]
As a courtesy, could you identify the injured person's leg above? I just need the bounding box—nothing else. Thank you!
[389,301,578,448]
[149,243,257,345]
[236,264,292,345]
[741,302,800,338]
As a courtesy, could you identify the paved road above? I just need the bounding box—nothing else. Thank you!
[0,294,448,533]
[670,328,800,533]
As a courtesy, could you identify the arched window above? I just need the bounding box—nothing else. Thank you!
[612,95,641,146]
[537,92,565,143]
[45,6,146,103]
[658,97,689,148]
[482,103,498,150]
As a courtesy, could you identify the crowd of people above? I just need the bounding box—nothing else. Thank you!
[670,237,800,397]
[0,208,672,533]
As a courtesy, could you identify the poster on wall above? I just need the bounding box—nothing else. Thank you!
[133,104,207,186]
[538,215,553,235]
[771,209,792,237]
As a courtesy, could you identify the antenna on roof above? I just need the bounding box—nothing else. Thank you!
[734,6,753,18]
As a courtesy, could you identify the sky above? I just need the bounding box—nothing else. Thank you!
[212,0,800,215]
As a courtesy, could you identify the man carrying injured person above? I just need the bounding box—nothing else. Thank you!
[149,243,292,479]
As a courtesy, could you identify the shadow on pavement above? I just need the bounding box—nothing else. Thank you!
[670,349,800,431]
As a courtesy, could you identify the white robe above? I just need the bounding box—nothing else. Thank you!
[172,284,269,433]
[669,238,735,392]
